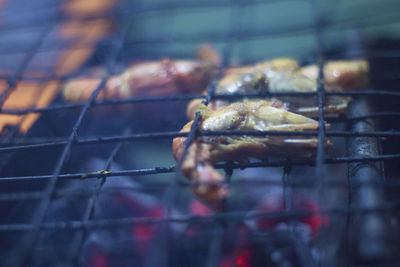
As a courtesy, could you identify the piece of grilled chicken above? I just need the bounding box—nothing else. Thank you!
[174,99,331,211]
[186,59,368,119]
[63,45,221,102]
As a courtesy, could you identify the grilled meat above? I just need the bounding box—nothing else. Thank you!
[63,45,221,102]
[174,100,330,210]
[187,59,368,119]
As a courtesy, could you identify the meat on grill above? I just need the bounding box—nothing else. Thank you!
[186,59,369,119]
[62,45,220,102]
[173,100,331,211]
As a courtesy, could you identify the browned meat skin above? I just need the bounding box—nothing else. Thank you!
[186,59,369,119]
[300,60,369,91]
[174,100,331,211]
[63,59,218,102]
[186,59,295,119]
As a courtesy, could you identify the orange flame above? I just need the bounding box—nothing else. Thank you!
[0,0,117,134]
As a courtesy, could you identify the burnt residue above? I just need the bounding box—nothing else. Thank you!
[347,97,395,263]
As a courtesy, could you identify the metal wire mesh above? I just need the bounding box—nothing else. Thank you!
[0,0,400,266]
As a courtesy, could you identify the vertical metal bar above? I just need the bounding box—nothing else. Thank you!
[347,98,392,262]
[69,140,124,265]
[308,0,327,203]
[308,1,329,266]
[143,109,206,267]
[0,26,52,110]
[5,78,108,267]
[203,1,241,266]
[0,17,56,266]
[0,125,22,173]
[204,222,225,267]
[0,24,53,175]
[283,166,317,267]
[145,1,241,265]
[4,22,132,267]
[140,2,195,264]
[204,164,233,267]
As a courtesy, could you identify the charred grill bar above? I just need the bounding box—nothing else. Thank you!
[347,98,391,262]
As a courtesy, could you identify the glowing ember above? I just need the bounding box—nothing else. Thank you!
[256,192,329,236]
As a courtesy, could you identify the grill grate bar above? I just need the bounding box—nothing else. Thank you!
[0,130,399,154]
[3,22,131,267]
[0,0,294,34]
[283,165,317,266]
[4,79,109,267]
[205,223,224,267]
[2,153,400,183]
[0,26,52,110]
[203,1,239,264]
[2,43,400,81]
[3,90,400,115]
[142,1,231,260]
[0,202,398,232]
[3,36,400,61]
[0,0,398,265]
[2,110,400,145]
[0,18,61,266]
[309,0,326,193]
[68,140,124,265]
[309,0,330,264]
[5,178,400,203]
[347,98,392,262]
[154,111,205,266]
[2,1,399,41]
[124,11,400,44]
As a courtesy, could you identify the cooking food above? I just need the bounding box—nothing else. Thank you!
[186,59,368,119]
[62,45,220,102]
[173,100,331,210]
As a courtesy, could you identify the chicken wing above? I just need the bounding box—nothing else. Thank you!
[174,100,330,211]
[186,59,369,119]
[63,45,220,102]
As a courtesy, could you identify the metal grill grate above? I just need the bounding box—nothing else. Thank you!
[0,0,400,266]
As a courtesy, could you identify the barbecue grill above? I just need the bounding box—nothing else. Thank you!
[1,0,400,266]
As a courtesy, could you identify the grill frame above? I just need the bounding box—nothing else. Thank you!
[0,0,399,266]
